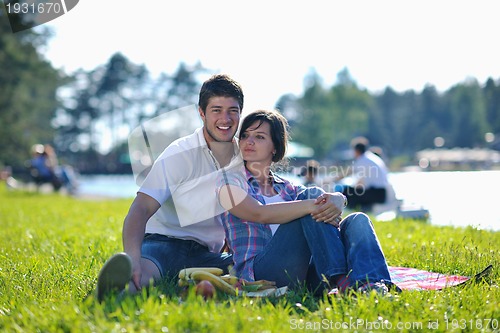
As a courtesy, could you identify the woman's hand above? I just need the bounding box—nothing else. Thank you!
[310,192,346,227]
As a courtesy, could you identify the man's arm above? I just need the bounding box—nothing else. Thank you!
[122,192,160,289]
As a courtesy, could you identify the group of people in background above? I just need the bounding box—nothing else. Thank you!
[28,143,78,194]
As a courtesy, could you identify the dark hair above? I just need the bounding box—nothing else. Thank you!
[306,159,319,175]
[351,136,369,154]
[239,109,289,163]
[198,74,244,113]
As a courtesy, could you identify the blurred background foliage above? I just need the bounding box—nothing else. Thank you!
[1,11,500,178]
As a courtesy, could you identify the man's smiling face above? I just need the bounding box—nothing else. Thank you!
[199,96,241,144]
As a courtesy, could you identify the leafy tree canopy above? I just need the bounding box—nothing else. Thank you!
[0,10,63,173]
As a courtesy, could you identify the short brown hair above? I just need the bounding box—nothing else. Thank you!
[198,74,244,113]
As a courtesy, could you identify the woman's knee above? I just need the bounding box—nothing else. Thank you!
[340,212,373,231]
[298,186,325,200]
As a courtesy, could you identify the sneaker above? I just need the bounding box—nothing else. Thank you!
[96,252,132,302]
[357,281,389,295]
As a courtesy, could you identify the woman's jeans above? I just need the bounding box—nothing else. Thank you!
[253,211,392,290]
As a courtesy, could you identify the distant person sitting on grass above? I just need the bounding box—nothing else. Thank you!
[28,144,78,194]
[334,137,389,211]
[29,144,63,191]
[0,166,18,190]
[301,159,321,187]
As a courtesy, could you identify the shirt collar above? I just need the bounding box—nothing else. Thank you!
[197,126,240,158]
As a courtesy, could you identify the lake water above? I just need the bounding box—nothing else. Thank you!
[78,170,500,232]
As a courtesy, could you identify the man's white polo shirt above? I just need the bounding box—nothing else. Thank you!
[353,151,389,189]
[139,127,242,252]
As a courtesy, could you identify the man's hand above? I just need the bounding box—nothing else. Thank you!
[130,257,142,291]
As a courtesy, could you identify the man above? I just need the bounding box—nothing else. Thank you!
[96,74,244,301]
[335,136,389,210]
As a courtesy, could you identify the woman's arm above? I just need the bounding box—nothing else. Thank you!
[219,184,341,224]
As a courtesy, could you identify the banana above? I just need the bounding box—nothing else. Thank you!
[190,271,237,295]
[178,267,224,280]
[177,267,277,296]
[178,278,189,287]
[242,279,276,287]
[220,274,241,286]
[257,285,277,291]
[219,275,277,291]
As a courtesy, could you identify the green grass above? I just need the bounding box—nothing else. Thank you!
[0,183,498,332]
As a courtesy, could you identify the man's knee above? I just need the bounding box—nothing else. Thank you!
[140,257,162,285]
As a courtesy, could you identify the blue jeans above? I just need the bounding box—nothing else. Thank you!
[141,234,233,279]
[253,212,392,290]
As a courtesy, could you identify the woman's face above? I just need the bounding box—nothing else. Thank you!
[239,120,275,165]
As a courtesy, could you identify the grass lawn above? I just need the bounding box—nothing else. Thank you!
[0,184,498,332]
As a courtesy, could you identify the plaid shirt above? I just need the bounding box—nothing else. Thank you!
[221,168,307,281]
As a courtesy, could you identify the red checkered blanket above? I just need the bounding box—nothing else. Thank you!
[389,265,492,290]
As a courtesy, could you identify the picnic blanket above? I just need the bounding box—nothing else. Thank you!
[389,264,493,291]
[244,265,492,296]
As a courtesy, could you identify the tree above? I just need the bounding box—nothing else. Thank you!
[446,80,489,147]
[0,11,62,174]
[95,52,148,152]
[372,88,404,155]
[417,85,446,149]
[55,53,147,154]
[287,69,333,159]
[328,75,372,154]
[483,78,500,136]
[277,68,500,168]
[53,55,209,173]
[157,62,206,115]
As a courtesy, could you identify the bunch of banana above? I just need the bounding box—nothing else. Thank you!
[178,267,237,295]
[177,267,278,296]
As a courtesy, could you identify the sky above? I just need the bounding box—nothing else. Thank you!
[41,0,500,114]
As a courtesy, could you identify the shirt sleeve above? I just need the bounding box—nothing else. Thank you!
[217,164,248,190]
[138,156,171,205]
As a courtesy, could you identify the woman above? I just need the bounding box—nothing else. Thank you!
[218,110,396,294]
